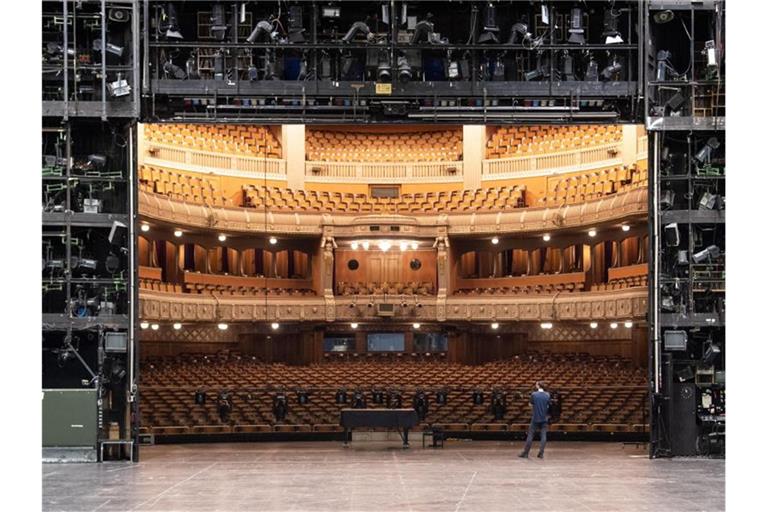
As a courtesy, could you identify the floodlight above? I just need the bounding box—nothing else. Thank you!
[602,8,623,44]
[397,55,412,83]
[411,13,436,44]
[247,18,279,43]
[601,56,623,80]
[653,10,675,24]
[210,4,228,41]
[702,342,721,366]
[107,74,131,97]
[507,15,531,44]
[93,39,124,57]
[694,137,721,164]
[692,245,721,264]
[479,3,500,44]
[377,53,392,82]
[342,20,373,43]
[568,8,585,44]
[161,3,183,39]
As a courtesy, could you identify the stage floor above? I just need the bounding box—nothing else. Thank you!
[43,441,724,512]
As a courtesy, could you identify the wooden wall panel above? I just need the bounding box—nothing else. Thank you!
[335,249,436,287]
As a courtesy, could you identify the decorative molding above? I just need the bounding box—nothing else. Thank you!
[139,188,647,236]
[139,288,647,323]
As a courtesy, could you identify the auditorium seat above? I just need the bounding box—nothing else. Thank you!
[306,129,462,162]
[139,351,647,436]
[145,124,281,158]
[486,125,623,159]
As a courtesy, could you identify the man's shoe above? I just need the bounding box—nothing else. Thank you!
[537,453,544,459]
[518,453,528,458]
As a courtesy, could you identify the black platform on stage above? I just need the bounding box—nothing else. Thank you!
[340,408,419,448]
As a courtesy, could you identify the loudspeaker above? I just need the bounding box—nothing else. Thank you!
[670,383,698,456]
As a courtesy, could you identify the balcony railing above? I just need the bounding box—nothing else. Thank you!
[144,141,287,179]
[304,161,464,183]
[481,143,623,180]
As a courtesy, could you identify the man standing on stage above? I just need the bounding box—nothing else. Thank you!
[519,381,551,459]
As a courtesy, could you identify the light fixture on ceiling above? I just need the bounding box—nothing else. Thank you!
[413,323,421,329]
[543,233,551,242]
[173,322,182,330]
[218,234,227,242]
[590,322,598,329]
[588,229,597,237]
[610,322,618,329]
[174,229,183,238]
[350,322,359,329]
[540,322,553,329]
[269,236,278,245]
[491,237,499,245]
[140,224,150,232]
[622,225,631,232]
[624,321,633,328]
[491,322,499,330]
[218,323,229,330]
[140,321,149,329]
[271,322,280,330]
[151,323,160,330]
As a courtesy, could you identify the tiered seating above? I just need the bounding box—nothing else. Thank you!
[542,165,648,205]
[182,271,315,297]
[243,185,526,213]
[138,165,234,207]
[486,125,622,159]
[306,129,462,162]
[144,124,281,158]
[139,352,647,435]
[593,275,649,292]
[454,272,587,296]
[336,282,435,296]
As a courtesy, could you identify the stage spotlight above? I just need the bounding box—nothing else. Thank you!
[210,4,228,41]
[692,245,721,264]
[151,323,159,330]
[585,53,600,81]
[590,322,598,329]
[653,10,675,24]
[350,322,359,329]
[140,223,150,232]
[107,74,131,97]
[269,236,278,245]
[411,13,435,44]
[160,3,183,39]
[377,53,392,83]
[601,56,623,80]
[703,40,719,72]
[507,15,532,44]
[479,3,500,44]
[622,225,631,232]
[246,17,279,43]
[342,18,374,43]
[543,234,551,242]
[560,51,576,81]
[698,192,722,210]
[173,322,182,330]
[271,322,280,330]
[218,323,228,330]
[602,7,623,43]
[568,8,586,44]
[694,137,721,165]
[702,342,721,366]
[93,39,124,57]
[140,321,149,329]
[174,229,183,237]
[588,229,597,237]
[397,55,412,83]
[610,322,618,329]
[624,321,633,328]
[413,323,421,329]
[491,237,499,245]
[163,56,187,79]
[218,234,227,242]
[491,322,499,330]
[540,322,553,329]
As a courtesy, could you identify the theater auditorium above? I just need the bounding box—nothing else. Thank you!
[36,1,729,511]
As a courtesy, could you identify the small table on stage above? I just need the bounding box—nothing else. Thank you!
[340,408,419,448]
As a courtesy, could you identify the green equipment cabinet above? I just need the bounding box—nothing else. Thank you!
[42,389,98,448]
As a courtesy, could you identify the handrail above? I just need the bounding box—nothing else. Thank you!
[455,272,587,290]
[482,142,622,179]
[143,141,287,179]
[304,160,464,183]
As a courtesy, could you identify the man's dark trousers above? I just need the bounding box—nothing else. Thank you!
[521,419,548,456]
